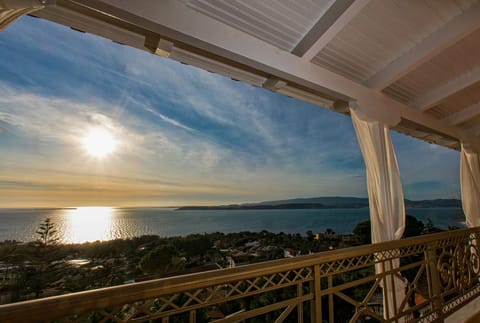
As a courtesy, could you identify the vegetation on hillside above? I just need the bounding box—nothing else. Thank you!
[0,214,442,310]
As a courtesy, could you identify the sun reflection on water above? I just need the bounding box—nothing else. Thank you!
[63,207,116,243]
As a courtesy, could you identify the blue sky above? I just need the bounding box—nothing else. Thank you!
[0,16,460,207]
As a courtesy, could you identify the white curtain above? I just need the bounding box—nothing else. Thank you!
[0,1,44,32]
[351,107,406,320]
[461,143,480,228]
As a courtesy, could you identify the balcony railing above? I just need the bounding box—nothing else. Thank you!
[1,228,479,322]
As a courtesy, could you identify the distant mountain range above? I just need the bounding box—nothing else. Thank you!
[177,196,461,210]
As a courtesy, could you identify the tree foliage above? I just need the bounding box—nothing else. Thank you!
[35,218,60,249]
[353,220,371,245]
[353,215,425,245]
[139,244,182,275]
[403,215,424,238]
[31,218,61,297]
[173,234,212,258]
[2,216,429,304]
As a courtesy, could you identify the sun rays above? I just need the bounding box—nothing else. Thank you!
[82,127,118,159]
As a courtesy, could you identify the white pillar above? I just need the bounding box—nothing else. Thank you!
[350,106,406,320]
[461,143,480,228]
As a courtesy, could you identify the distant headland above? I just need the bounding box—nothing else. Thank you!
[177,196,461,210]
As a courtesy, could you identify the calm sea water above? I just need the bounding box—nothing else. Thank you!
[0,207,466,244]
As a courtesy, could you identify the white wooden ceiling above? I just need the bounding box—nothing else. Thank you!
[181,0,336,52]
[14,0,480,151]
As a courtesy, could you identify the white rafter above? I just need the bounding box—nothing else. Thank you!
[411,67,480,111]
[298,0,371,62]
[33,5,146,50]
[365,2,480,90]
[443,102,480,126]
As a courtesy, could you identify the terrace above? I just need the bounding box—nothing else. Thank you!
[1,0,480,321]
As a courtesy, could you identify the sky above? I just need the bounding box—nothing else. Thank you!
[0,16,461,207]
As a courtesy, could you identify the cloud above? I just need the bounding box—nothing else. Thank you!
[391,132,460,199]
[143,106,194,132]
[0,16,360,170]
[0,16,463,206]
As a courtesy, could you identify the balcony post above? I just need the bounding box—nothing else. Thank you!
[297,281,304,323]
[311,264,322,323]
[426,242,445,322]
[189,309,196,323]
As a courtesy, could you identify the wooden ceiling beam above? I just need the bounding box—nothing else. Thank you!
[365,2,480,90]
[411,67,480,111]
[291,0,369,60]
[443,102,480,126]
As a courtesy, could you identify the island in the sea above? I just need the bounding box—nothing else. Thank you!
[177,196,461,210]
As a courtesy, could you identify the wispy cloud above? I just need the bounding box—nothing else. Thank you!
[0,16,462,206]
[143,106,194,132]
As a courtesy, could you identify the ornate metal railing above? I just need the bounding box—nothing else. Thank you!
[1,228,479,322]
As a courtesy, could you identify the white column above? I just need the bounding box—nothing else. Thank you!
[0,0,45,32]
[461,143,480,228]
[350,106,406,320]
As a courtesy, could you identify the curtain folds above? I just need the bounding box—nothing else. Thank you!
[350,108,405,243]
[350,107,406,320]
[461,143,480,228]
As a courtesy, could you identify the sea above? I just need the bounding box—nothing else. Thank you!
[0,207,466,244]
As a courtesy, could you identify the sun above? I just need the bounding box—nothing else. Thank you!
[82,128,117,159]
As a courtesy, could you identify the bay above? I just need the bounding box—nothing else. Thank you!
[0,207,466,244]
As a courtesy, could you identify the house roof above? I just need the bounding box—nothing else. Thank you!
[26,0,480,152]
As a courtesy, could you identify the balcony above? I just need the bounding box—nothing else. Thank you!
[1,2,480,322]
[1,227,479,322]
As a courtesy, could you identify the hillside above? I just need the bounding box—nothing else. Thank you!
[177,197,461,210]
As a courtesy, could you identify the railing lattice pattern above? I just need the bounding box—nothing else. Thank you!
[1,228,480,322]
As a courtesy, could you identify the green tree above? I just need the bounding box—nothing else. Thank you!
[353,215,425,245]
[174,234,212,259]
[353,220,371,244]
[0,241,22,286]
[425,218,434,232]
[32,218,60,297]
[139,244,182,275]
[306,230,314,241]
[403,215,424,237]
[35,218,60,250]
